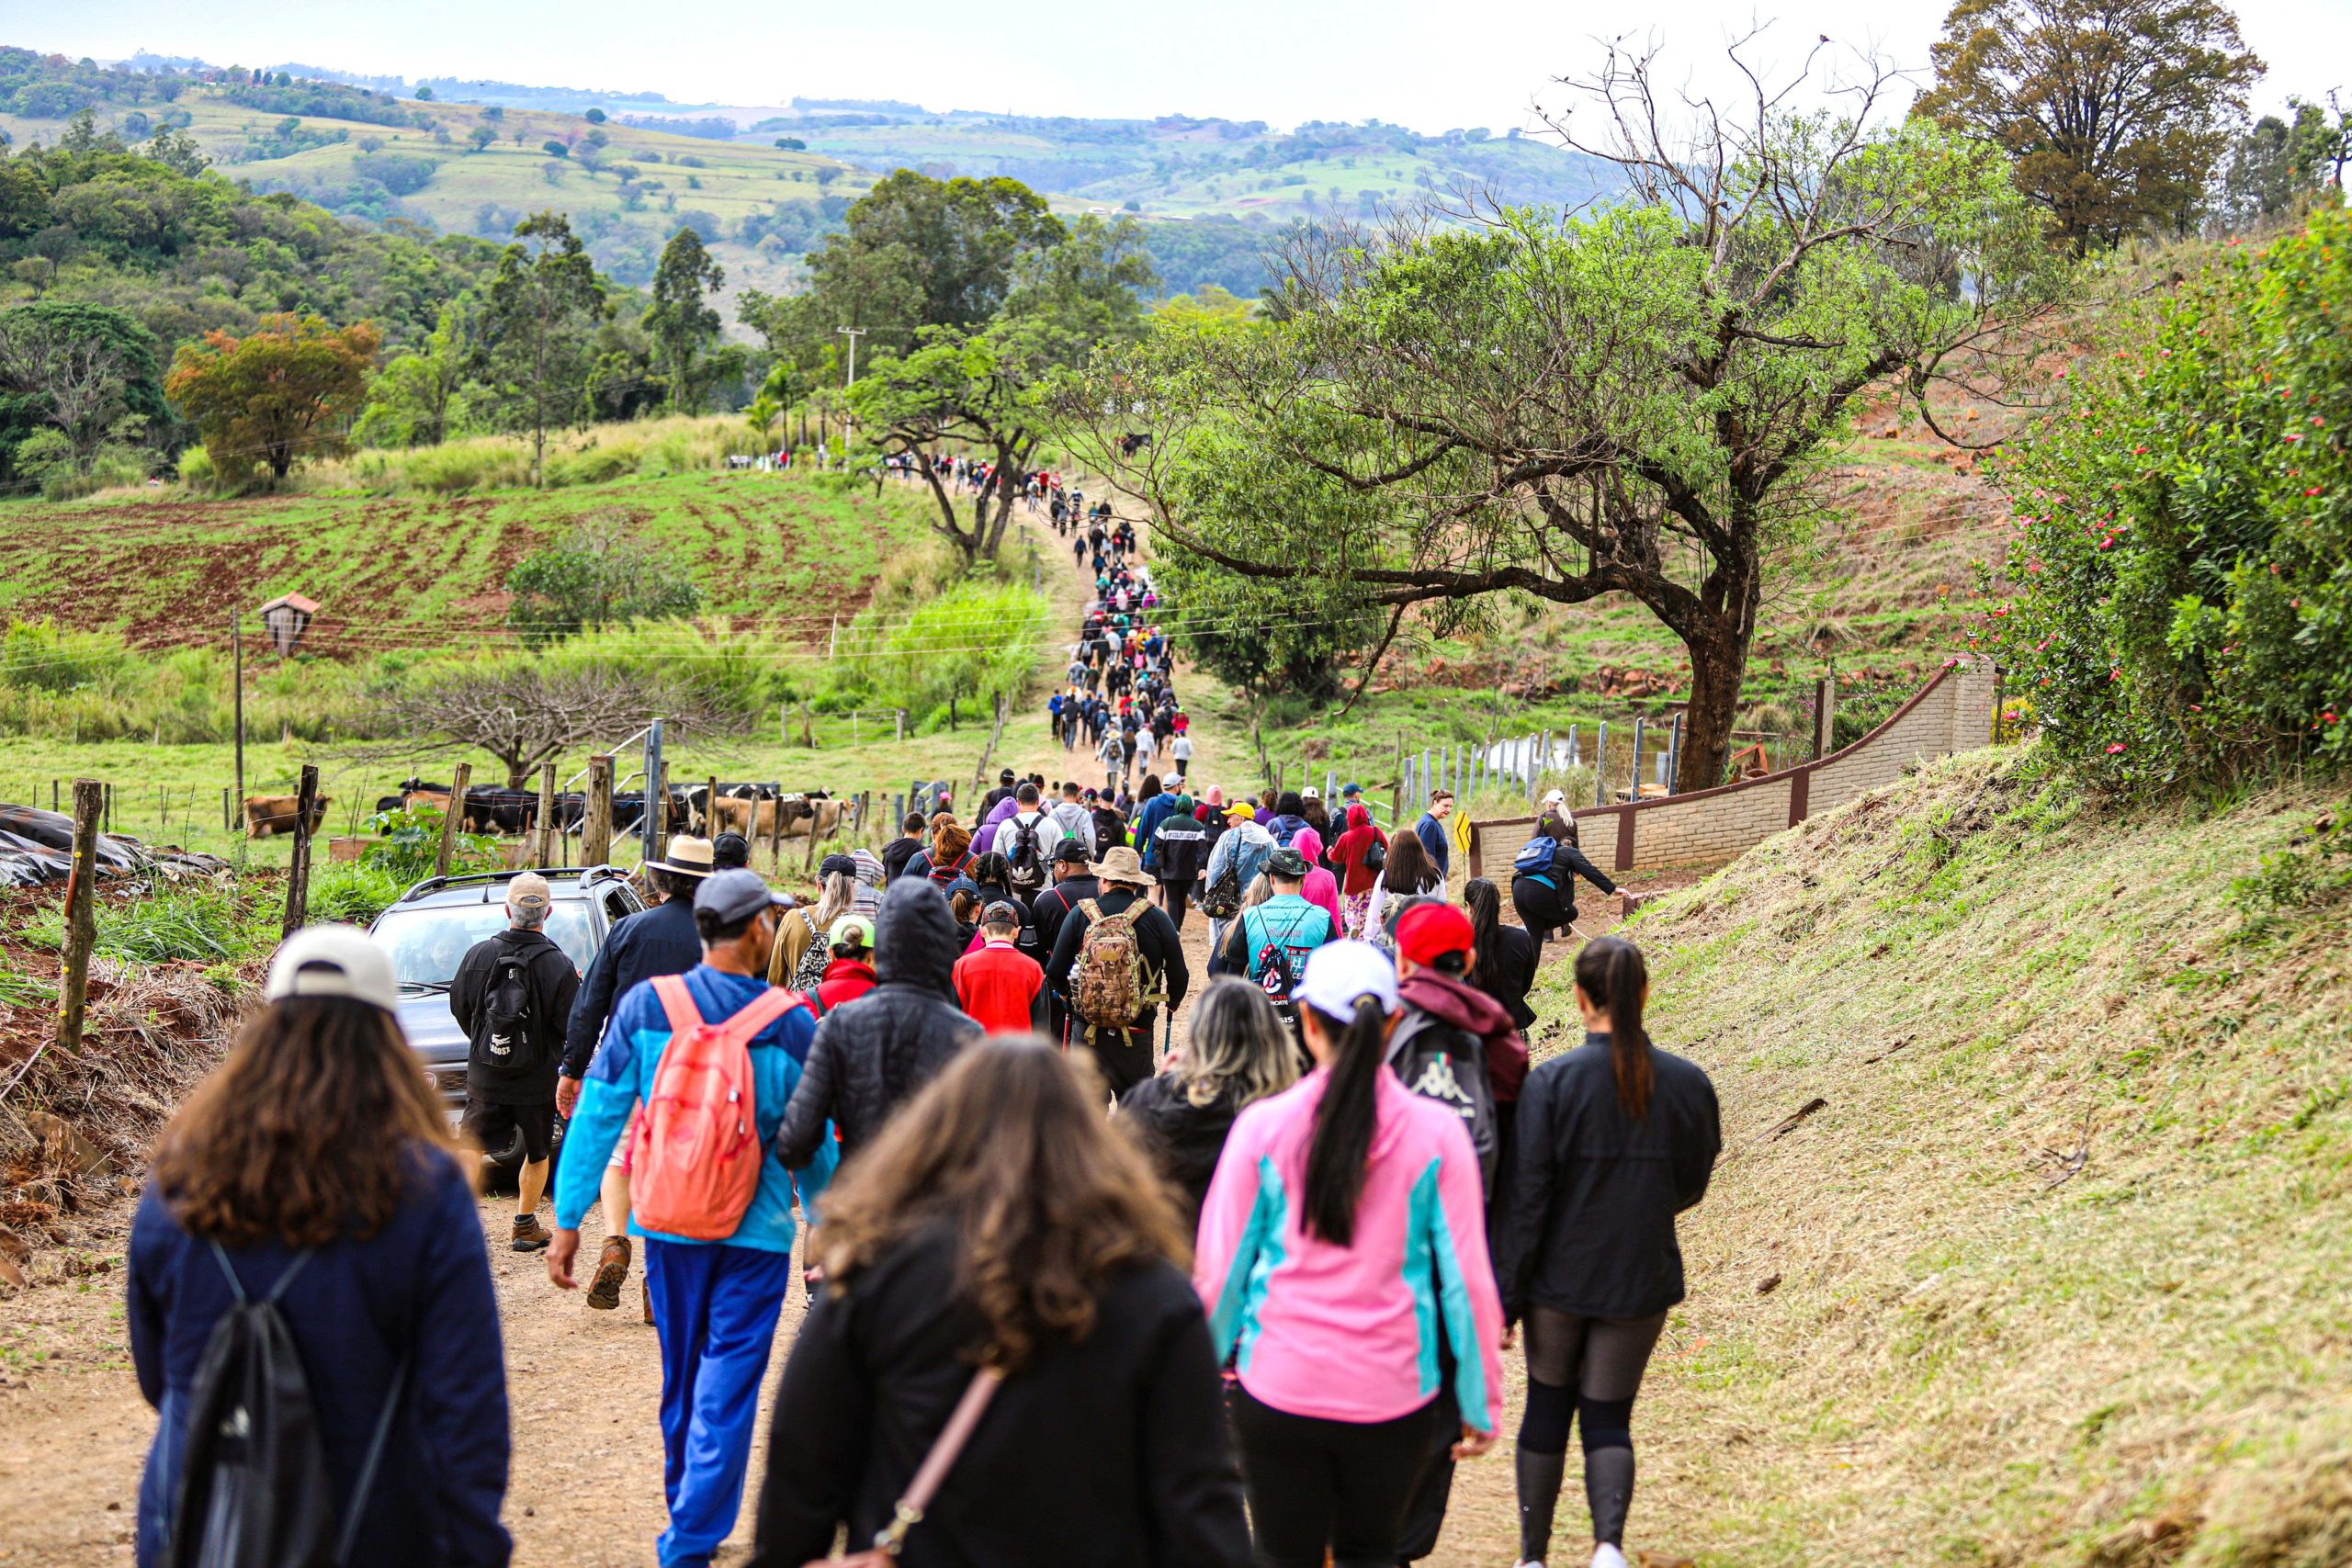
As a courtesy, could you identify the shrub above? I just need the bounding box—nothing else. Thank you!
[1992,209,2352,789]
[0,618,131,693]
[176,444,216,491]
[361,805,500,883]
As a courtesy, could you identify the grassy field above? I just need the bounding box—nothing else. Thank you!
[1453,746,2352,1566]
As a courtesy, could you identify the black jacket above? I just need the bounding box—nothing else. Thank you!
[1513,841,1617,905]
[1152,816,1211,885]
[881,835,925,884]
[1492,1034,1721,1324]
[561,895,700,1079]
[1029,873,1102,963]
[750,1224,1250,1568]
[1472,922,1539,1032]
[1117,1075,1242,1226]
[450,927,579,1104]
[777,879,981,1167]
[1043,885,1191,1041]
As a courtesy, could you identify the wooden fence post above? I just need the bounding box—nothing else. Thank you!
[582,755,614,866]
[281,763,319,937]
[1814,674,1838,759]
[536,762,559,867]
[704,774,719,839]
[55,779,104,1055]
[434,761,472,877]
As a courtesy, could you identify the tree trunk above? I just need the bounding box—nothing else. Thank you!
[1674,619,1751,795]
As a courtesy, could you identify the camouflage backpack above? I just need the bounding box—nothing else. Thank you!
[1070,898,1160,1035]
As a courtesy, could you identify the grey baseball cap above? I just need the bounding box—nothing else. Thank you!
[693,868,787,925]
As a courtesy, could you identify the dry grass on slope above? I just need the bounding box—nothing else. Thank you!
[1534,747,2352,1567]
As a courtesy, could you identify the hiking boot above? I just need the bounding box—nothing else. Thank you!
[511,1214,552,1252]
[585,1236,632,1310]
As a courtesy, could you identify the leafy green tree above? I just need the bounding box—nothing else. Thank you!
[1917,0,2264,250]
[799,170,1064,359]
[164,313,379,484]
[354,302,469,447]
[2211,99,2350,231]
[467,125,497,153]
[1066,50,2064,792]
[583,107,607,124]
[643,226,725,411]
[503,509,703,648]
[473,210,609,485]
[1992,207,2352,786]
[0,300,165,472]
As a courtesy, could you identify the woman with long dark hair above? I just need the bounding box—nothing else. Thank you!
[1491,935,1721,1568]
[129,928,509,1568]
[1194,942,1505,1568]
[1365,828,1440,952]
[752,1040,1249,1566]
[1464,875,1539,1031]
[1118,977,1300,1224]
[1510,805,1628,961]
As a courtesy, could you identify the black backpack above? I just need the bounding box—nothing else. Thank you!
[169,1245,407,1568]
[1199,862,1243,920]
[1007,815,1047,895]
[1386,1016,1500,1195]
[468,951,537,1078]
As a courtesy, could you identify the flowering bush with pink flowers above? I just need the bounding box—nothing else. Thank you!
[1994,206,2350,789]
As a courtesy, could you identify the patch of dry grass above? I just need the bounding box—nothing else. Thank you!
[1518,747,2352,1565]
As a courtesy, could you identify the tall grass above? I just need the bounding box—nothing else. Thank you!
[283,415,775,497]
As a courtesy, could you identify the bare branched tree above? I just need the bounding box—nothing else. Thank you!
[365,666,727,788]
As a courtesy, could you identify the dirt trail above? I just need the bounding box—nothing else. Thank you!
[0,497,1679,1568]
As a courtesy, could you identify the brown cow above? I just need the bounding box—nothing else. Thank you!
[244,794,332,839]
[708,795,846,841]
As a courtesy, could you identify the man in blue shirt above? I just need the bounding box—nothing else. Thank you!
[548,870,836,1568]
[1415,788,1456,884]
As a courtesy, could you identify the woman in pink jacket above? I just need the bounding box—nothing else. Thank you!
[1194,941,1505,1568]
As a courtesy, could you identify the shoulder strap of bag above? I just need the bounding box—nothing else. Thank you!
[715,987,800,1049]
[650,974,703,1040]
[871,1368,1005,1555]
[335,1354,412,1566]
[1078,897,1102,924]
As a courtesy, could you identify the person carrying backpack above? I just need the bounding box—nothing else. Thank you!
[130,927,510,1568]
[1201,804,1274,971]
[449,873,580,1254]
[989,783,1066,897]
[1510,804,1634,962]
[549,870,840,1568]
[1216,848,1337,1029]
[1492,936,1719,1568]
[1382,902,1531,1565]
[1044,846,1191,1096]
[1149,792,1211,930]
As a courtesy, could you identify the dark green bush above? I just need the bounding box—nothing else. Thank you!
[1990,206,2351,790]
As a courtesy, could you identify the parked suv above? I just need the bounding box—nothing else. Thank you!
[368,865,643,1169]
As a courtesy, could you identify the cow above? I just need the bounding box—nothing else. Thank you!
[244,794,331,840]
[708,793,847,841]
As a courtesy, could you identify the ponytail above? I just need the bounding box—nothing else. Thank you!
[1302,996,1387,1247]
[1574,934,1653,1119]
[1463,878,1501,977]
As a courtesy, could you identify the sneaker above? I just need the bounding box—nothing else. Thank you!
[1592,1547,1629,1568]
[511,1214,552,1253]
[585,1236,632,1310]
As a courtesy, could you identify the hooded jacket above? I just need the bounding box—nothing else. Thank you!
[1193,1069,1505,1434]
[1397,969,1530,1105]
[1331,804,1388,897]
[777,879,982,1166]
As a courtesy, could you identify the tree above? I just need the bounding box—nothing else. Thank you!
[164,313,379,484]
[854,214,1155,564]
[473,210,609,485]
[1064,42,2064,793]
[376,664,714,789]
[1917,0,2264,250]
[643,226,725,412]
[503,509,703,647]
[354,302,469,447]
[583,107,607,124]
[2211,98,2350,231]
[542,141,569,159]
[467,125,497,153]
[0,300,165,469]
[798,170,1065,359]
[414,85,435,102]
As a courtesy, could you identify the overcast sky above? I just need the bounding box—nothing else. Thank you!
[35,0,2349,130]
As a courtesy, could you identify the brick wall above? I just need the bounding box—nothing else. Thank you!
[1467,657,1999,876]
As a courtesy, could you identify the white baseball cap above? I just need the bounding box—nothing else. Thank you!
[1540,788,1567,808]
[266,926,400,1014]
[1293,940,1401,1021]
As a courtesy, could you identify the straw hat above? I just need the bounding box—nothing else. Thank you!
[645,836,716,877]
[1091,845,1149,886]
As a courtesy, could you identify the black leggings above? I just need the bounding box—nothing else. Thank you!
[1516,1307,1666,1558]
[1233,1386,1445,1568]
[1510,876,1574,957]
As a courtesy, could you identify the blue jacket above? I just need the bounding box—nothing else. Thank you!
[560,894,702,1079]
[128,1152,510,1568]
[1133,794,1180,869]
[1414,812,1452,878]
[554,964,837,1253]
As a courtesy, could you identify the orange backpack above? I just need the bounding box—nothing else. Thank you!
[628,975,801,1241]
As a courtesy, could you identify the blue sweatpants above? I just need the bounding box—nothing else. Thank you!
[643,1239,798,1567]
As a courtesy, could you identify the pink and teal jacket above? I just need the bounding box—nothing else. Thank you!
[1193,1067,1505,1432]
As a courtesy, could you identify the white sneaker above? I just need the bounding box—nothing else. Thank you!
[1592,1548,1630,1568]
[1513,1561,1546,1568]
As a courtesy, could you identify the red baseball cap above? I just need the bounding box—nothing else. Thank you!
[1396,902,1475,968]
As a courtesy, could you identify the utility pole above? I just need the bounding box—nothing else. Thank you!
[231,610,244,812]
[836,325,866,388]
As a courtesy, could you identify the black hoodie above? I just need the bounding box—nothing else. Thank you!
[777,879,982,1165]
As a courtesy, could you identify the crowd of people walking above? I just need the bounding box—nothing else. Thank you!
[119,495,1714,1568]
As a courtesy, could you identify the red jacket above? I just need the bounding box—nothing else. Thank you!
[1332,804,1388,897]
[816,956,877,1015]
[951,939,1045,1036]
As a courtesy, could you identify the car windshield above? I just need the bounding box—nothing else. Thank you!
[373,899,594,987]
